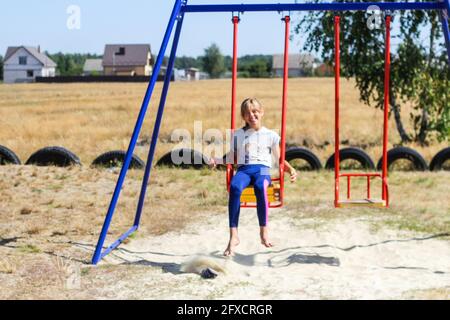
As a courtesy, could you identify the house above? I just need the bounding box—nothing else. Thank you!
[3,46,56,83]
[102,44,152,76]
[185,68,200,81]
[272,53,315,77]
[83,59,103,76]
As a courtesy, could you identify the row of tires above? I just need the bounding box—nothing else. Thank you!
[0,145,449,171]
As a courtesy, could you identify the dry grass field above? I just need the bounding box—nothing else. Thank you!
[0,79,449,299]
[0,79,447,165]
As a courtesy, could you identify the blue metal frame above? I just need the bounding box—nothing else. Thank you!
[442,0,450,62]
[181,2,444,13]
[134,6,186,229]
[91,0,184,265]
[92,0,450,265]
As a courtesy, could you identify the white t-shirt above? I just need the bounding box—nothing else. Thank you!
[231,126,281,168]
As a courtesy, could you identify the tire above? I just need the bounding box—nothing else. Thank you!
[92,150,145,169]
[0,145,21,165]
[325,147,375,170]
[156,148,209,169]
[285,147,322,171]
[430,147,450,171]
[25,146,81,167]
[377,147,428,171]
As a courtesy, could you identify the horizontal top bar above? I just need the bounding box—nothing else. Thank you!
[182,2,444,13]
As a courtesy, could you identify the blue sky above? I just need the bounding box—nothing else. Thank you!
[0,0,309,58]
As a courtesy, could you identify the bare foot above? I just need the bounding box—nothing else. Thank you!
[260,227,274,248]
[224,237,240,257]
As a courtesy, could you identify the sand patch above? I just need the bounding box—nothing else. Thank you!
[92,209,450,299]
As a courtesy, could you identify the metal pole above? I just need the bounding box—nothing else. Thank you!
[334,16,340,208]
[91,0,183,265]
[227,15,240,192]
[181,2,443,13]
[134,4,187,228]
[441,2,450,63]
[382,15,391,207]
[279,15,290,204]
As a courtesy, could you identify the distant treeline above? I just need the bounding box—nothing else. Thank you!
[46,52,103,76]
[45,52,273,78]
[174,54,273,78]
[0,50,275,79]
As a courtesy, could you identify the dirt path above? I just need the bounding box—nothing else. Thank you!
[79,209,450,299]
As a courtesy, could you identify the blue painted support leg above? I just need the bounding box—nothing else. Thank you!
[441,1,450,63]
[133,4,187,228]
[91,0,183,265]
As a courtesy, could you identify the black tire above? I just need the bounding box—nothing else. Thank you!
[25,146,81,167]
[156,148,209,169]
[430,147,450,171]
[325,147,375,170]
[92,150,145,169]
[0,145,21,165]
[285,147,322,171]
[377,147,428,171]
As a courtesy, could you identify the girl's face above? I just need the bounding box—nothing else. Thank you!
[243,105,264,129]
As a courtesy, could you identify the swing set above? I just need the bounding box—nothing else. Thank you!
[92,0,450,265]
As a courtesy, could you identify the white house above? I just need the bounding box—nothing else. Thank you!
[83,59,103,76]
[184,68,200,81]
[3,46,56,83]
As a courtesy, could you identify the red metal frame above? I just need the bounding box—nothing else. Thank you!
[227,15,240,193]
[279,15,290,204]
[382,15,391,207]
[227,15,290,208]
[334,16,340,207]
[334,15,390,208]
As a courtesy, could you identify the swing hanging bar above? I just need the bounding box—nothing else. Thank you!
[226,14,291,208]
[181,2,444,13]
[226,14,240,193]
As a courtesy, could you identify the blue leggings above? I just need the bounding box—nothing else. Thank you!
[229,165,271,228]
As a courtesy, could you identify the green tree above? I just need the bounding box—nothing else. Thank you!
[175,56,201,70]
[47,52,102,76]
[201,43,226,78]
[238,55,272,78]
[0,55,3,80]
[298,0,449,144]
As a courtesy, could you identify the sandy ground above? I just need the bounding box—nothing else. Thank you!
[0,166,449,299]
[73,210,450,300]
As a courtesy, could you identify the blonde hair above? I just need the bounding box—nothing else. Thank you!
[240,98,263,124]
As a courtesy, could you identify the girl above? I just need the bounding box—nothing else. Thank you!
[211,98,297,256]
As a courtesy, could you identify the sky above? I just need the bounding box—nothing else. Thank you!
[0,0,311,58]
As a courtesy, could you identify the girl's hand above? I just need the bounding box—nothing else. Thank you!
[289,169,298,183]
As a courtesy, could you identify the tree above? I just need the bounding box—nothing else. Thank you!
[47,52,102,76]
[175,56,201,70]
[201,43,226,78]
[0,55,3,81]
[238,55,272,78]
[297,0,449,144]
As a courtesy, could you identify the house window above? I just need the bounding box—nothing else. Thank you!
[19,56,27,65]
[116,47,125,55]
[27,70,34,77]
